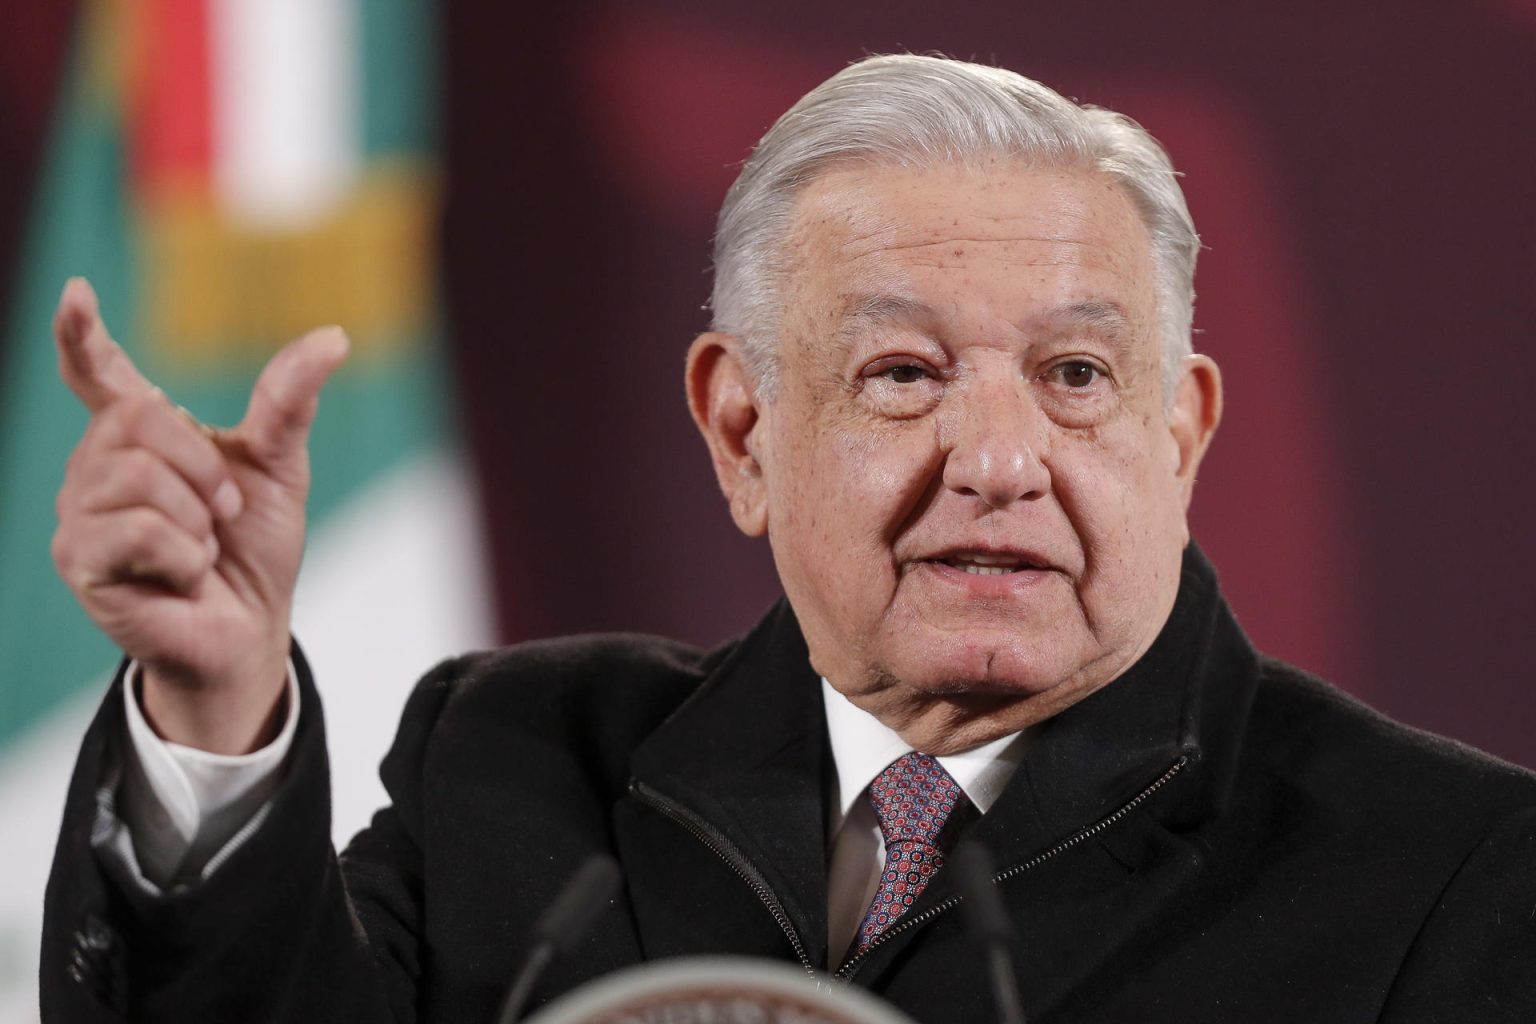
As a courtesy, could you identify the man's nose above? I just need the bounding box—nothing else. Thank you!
[939,375,1051,509]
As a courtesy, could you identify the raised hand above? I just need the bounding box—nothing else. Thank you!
[50,278,348,753]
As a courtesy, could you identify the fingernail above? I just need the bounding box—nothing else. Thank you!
[213,480,243,520]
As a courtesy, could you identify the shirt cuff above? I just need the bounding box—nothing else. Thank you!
[118,661,300,887]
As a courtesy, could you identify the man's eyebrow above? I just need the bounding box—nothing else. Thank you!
[1049,299,1133,334]
[836,293,935,335]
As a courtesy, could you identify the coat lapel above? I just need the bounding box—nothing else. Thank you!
[617,601,832,969]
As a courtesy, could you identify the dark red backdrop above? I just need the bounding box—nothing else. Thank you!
[439,0,1536,770]
[5,0,1533,767]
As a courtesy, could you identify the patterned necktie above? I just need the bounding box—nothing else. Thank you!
[853,751,968,956]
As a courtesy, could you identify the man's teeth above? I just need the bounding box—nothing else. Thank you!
[943,554,1030,575]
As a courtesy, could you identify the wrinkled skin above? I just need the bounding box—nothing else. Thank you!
[688,160,1221,754]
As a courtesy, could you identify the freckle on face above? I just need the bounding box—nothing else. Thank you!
[761,160,1191,742]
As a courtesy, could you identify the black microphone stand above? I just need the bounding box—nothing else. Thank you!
[495,854,622,1024]
[952,842,1027,1024]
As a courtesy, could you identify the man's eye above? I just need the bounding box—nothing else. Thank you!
[1051,361,1102,388]
[860,359,943,418]
[880,364,930,384]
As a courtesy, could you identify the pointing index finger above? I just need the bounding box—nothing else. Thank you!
[54,277,152,412]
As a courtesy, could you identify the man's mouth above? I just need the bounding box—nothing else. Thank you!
[933,551,1049,576]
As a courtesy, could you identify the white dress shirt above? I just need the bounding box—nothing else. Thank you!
[119,664,1028,968]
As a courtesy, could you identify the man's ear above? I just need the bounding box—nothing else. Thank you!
[686,332,768,536]
[1168,353,1223,509]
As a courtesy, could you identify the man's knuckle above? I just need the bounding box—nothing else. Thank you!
[63,441,86,475]
[90,452,145,507]
[49,528,75,576]
[118,446,157,479]
[121,390,176,441]
[164,486,213,537]
[123,512,167,557]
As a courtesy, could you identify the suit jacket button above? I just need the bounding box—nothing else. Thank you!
[81,914,117,952]
[71,914,123,1007]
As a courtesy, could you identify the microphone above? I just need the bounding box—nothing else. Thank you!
[495,853,622,1024]
[952,842,1027,1024]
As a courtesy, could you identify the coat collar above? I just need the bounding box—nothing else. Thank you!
[1007,543,1259,842]
[628,598,832,963]
[627,544,1260,978]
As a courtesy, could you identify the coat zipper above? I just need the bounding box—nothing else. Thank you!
[631,754,1187,983]
[630,780,820,978]
[834,755,1188,979]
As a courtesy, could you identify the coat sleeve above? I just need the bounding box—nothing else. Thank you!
[39,644,463,1023]
[1378,805,1536,1022]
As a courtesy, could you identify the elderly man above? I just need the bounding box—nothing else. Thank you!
[41,55,1536,1022]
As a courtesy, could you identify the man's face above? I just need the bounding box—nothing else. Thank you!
[735,160,1218,751]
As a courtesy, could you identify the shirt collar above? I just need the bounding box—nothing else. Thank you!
[820,677,1028,829]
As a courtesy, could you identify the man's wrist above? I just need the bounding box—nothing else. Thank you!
[139,654,291,754]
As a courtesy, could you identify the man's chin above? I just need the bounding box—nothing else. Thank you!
[875,630,1093,698]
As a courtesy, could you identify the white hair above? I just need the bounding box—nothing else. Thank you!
[709,54,1200,401]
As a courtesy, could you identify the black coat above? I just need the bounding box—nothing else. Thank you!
[41,548,1536,1022]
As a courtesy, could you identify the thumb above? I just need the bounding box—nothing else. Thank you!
[239,326,350,464]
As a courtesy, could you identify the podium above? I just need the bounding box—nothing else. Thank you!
[524,956,919,1024]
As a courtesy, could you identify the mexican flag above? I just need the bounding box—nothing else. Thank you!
[0,1,493,1017]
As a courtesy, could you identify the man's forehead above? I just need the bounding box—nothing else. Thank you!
[779,167,1153,333]
[791,162,1136,246]
[782,164,1153,303]
[833,290,1139,343]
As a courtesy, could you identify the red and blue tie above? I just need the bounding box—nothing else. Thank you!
[853,752,968,956]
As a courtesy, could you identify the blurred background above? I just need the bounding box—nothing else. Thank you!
[1,0,1533,1018]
